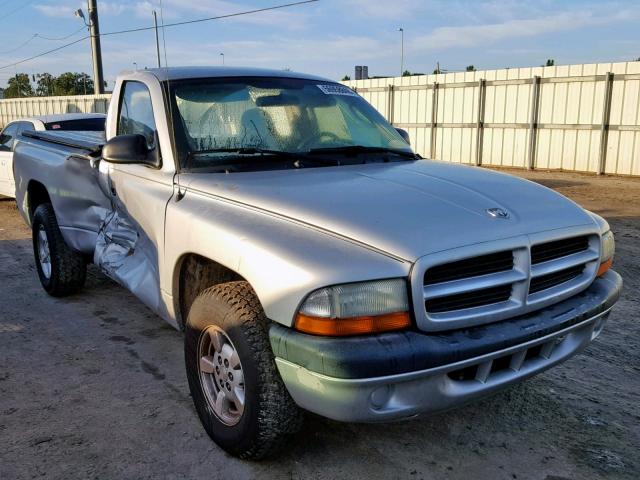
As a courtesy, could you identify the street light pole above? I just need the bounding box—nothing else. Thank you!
[220,53,225,65]
[398,27,404,77]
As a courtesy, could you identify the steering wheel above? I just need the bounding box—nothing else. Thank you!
[297,131,342,151]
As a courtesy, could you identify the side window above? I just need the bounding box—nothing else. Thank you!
[15,121,34,136]
[0,123,18,151]
[118,81,157,147]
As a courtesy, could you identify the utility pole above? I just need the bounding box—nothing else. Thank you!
[87,0,105,94]
[398,27,404,77]
[153,10,161,68]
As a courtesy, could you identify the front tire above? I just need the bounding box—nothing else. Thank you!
[185,281,303,460]
[32,203,86,296]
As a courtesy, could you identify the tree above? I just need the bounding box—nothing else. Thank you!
[466,65,476,72]
[544,59,555,67]
[341,75,351,81]
[34,73,56,97]
[54,72,94,96]
[4,73,33,98]
[402,70,412,77]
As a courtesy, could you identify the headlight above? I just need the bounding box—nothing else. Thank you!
[601,230,615,262]
[295,278,411,336]
[598,230,615,276]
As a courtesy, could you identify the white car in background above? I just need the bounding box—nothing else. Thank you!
[0,113,106,198]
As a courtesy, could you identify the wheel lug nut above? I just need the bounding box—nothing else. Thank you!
[224,359,229,367]
[228,372,233,381]
[217,356,222,365]
[226,382,231,391]
[215,366,220,374]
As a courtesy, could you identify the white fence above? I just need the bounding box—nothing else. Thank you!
[0,94,111,128]
[2,63,639,176]
[345,61,640,176]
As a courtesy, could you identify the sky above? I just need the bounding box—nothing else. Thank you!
[0,0,639,89]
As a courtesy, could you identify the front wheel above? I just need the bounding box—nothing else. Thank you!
[184,281,303,460]
[32,203,86,296]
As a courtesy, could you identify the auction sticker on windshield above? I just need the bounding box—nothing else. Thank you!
[317,84,359,97]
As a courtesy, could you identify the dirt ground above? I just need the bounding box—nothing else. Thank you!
[0,169,638,480]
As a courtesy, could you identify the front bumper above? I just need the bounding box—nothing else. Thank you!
[270,270,622,422]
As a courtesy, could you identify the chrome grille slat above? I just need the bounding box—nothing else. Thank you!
[529,265,585,294]
[423,269,527,299]
[530,249,599,277]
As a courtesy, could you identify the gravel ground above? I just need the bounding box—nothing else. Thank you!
[0,169,638,480]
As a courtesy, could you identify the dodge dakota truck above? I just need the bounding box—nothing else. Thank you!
[13,67,622,460]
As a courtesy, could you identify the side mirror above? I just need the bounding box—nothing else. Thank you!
[395,128,411,145]
[102,133,161,167]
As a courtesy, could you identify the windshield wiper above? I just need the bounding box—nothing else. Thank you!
[307,145,418,159]
[187,147,341,168]
[190,147,298,158]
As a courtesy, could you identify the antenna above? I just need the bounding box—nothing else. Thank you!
[157,0,185,200]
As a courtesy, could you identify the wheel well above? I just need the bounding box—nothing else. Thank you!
[27,180,51,223]
[177,254,244,330]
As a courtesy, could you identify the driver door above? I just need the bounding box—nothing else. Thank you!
[102,80,176,315]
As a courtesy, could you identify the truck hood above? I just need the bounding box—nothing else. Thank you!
[182,160,595,261]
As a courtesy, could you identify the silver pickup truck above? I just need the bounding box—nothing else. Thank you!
[13,67,622,459]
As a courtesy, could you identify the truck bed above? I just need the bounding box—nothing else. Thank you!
[22,130,105,154]
[14,128,112,255]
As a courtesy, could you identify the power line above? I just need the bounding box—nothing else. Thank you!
[0,26,87,56]
[0,0,319,72]
[0,0,37,24]
[100,0,318,37]
[0,36,89,71]
[0,34,37,55]
[36,25,87,41]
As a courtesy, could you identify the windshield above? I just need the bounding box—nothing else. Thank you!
[169,77,413,170]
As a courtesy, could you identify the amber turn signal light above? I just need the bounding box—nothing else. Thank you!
[295,312,411,337]
[597,258,613,277]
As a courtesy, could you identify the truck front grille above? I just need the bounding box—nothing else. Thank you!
[416,233,600,330]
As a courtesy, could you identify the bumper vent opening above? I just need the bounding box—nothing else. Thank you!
[447,337,564,383]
